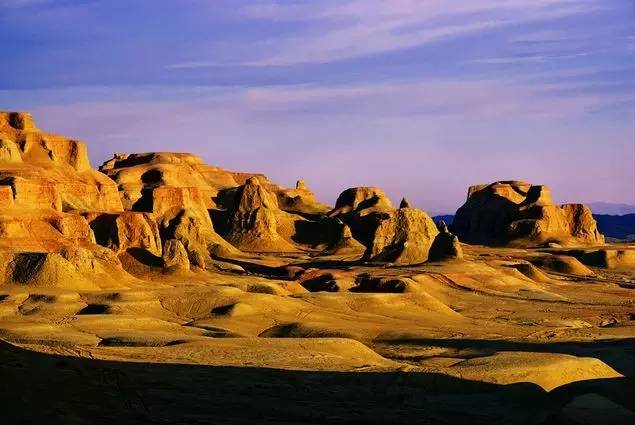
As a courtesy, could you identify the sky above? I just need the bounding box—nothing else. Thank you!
[1,0,634,215]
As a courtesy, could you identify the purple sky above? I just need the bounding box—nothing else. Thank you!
[1,0,634,214]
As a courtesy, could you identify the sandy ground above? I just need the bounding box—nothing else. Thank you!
[1,244,634,424]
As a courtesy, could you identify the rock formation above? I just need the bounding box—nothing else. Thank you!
[225,177,296,252]
[0,112,123,213]
[365,207,440,264]
[399,198,412,208]
[323,219,365,255]
[453,181,605,247]
[328,187,394,246]
[84,211,162,257]
[162,239,190,271]
[428,221,463,261]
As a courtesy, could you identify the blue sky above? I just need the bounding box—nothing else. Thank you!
[1,0,634,214]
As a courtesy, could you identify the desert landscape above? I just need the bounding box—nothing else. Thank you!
[0,111,632,424]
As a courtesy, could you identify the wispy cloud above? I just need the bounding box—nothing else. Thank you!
[221,0,603,66]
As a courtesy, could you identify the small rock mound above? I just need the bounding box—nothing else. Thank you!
[530,255,594,276]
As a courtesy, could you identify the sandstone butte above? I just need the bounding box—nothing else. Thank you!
[453,180,605,247]
[0,111,612,288]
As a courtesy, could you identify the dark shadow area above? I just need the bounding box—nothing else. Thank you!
[292,219,334,246]
[375,337,635,378]
[130,188,154,212]
[124,248,164,268]
[0,339,554,425]
[1,337,633,424]
[210,254,299,279]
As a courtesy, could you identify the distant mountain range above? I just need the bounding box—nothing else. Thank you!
[587,202,635,215]
[593,214,635,241]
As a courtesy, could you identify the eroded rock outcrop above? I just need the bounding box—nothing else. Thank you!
[366,207,439,264]
[162,239,190,271]
[328,187,394,246]
[453,181,605,247]
[85,211,162,257]
[0,112,123,213]
[225,177,296,252]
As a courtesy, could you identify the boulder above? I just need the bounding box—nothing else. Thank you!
[366,207,439,264]
[453,181,605,247]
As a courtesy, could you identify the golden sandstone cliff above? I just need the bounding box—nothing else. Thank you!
[0,112,613,289]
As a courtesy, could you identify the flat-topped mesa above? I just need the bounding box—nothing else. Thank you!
[453,180,605,247]
[99,152,327,215]
[0,111,123,213]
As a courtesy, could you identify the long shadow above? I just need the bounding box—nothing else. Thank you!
[0,339,554,425]
[373,337,635,377]
[373,336,635,416]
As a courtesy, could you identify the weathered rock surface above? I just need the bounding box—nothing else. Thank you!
[0,112,123,213]
[0,245,131,289]
[366,208,440,264]
[550,248,635,269]
[225,178,296,252]
[453,181,605,247]
[85,211,162,257]
[162,239,190,271]
[328,187,394,246]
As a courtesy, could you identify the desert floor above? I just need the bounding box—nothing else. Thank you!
[1,244,633,425]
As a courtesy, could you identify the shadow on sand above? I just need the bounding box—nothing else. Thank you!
[1,338,633,424]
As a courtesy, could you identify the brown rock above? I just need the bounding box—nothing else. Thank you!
[453,180,605,247]
[328,187,394,247]
[399,198,412,208]
[86,211,162,257]
[0,111,123,213]
[0,138,22,163]
[226,177,295,252]
[329,187,393,217]
[162,239,190,271]
[366,207,439,264]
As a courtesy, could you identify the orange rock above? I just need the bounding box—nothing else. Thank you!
[225,177,296,252]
